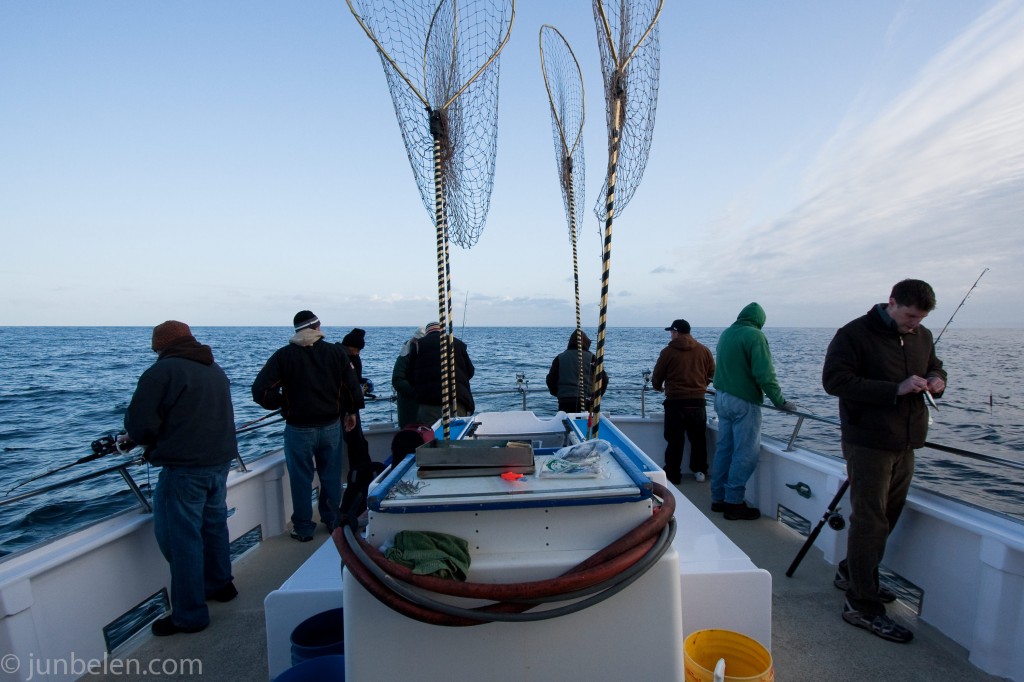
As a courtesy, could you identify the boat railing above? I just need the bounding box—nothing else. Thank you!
[0,455,152,512]
[5,377,1020,517]
[363,373,1024,475]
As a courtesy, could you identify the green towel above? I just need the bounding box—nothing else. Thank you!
[384,530,471,580]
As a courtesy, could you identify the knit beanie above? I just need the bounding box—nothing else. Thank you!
[341,328,366,349]
[151,320,193,352]
[293,310,320,332]
[424,321,442,334]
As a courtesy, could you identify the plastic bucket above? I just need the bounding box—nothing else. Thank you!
[290,608,345,667]
[683,629,773,682]
[273,654,345,682]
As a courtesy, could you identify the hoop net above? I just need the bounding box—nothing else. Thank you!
[540,25,588,413]
[589,0,663,438]
[347,0,514,438]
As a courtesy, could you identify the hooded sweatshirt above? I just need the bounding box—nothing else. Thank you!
[652,334,715,400]
[125,338,238,467]
[713,302,787,407]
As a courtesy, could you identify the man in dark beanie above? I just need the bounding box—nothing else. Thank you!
[252,311,361,541]
[652,319,715,484]
[339,328,374,524]
[124,321,238,636]
[545,329,606,414]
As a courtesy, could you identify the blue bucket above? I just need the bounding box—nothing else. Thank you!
[273,654,345,682]
[290,608,345,667]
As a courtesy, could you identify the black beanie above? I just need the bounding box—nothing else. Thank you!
[342,328,366,349]
[293,310,319,332]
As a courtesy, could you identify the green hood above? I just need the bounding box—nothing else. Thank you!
[736,302,766,329]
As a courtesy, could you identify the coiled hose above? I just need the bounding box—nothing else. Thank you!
[331,481,677,626]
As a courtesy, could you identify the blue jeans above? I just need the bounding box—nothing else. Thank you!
[284,420,342,535]
[153,463,233,630]
[711,391,763,505]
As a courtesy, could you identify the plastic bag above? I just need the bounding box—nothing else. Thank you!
[536,439,611,478]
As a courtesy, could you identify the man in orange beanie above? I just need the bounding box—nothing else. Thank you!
[125,321,239,636]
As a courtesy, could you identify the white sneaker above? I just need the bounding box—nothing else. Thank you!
[694,472,706,482]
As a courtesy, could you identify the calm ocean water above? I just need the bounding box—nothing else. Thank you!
[1,325,1021,556]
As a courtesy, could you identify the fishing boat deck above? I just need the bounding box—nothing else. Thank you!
[81,480,1004,682]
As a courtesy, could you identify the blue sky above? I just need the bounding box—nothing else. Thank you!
[2,1,1022,328]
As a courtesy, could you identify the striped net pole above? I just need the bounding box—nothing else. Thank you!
[589,90,623,440]
[567,169,585,413]
[430,109,452,441]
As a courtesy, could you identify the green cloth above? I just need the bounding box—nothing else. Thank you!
[712,302,787,407]
[384,530,471,580]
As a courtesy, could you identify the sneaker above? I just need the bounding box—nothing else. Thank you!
[723,502,761,521]
[842,602,913,643]
[290,531,314,543]
[151,616,207,637]
[710,501,727,512]
[693,472,706,482]
[834,567,897,603]
[206,582,238,603]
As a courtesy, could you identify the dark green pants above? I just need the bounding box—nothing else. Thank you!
[842,442,915,615]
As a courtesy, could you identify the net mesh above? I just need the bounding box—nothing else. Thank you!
[540,25,586,240]
[592,0,661,222]
[348,0,514,248]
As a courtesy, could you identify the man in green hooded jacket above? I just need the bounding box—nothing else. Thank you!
[710,302,796,520]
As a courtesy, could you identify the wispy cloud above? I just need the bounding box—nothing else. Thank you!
[702,0,1024,321]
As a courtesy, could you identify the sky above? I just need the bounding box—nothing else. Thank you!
[2,0,1022,329]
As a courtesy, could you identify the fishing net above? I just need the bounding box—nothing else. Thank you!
[540,24,588,412]
[540,25,586,241]
[347,0,514,249]
[589,0,663,438]
[346,0,514,438]
[592,0,662,221]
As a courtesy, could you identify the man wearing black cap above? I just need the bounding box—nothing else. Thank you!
[124,321,238,635]
[339,328,374,523]
[252,311,361,541]
[652,320,715,484]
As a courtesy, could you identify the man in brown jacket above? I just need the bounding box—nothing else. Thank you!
[652,319,715,484]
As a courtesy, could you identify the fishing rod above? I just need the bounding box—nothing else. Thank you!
[4,409,286,497]
[4,433,138,497]
[786,479,849,578]
[935,268,988,344]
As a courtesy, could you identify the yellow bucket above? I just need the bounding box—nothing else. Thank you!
[683,629,774,682]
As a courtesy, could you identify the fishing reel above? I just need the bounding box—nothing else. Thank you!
[826,510,846,531]
[361,379,376,399]
[90,431,135,456]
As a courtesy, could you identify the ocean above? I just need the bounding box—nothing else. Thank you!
[1,325,1021,557]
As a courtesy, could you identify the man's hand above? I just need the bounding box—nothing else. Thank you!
[926,376,946,394]
[343,414,357,432]
[897,375,930,395]
[781,401,799,412]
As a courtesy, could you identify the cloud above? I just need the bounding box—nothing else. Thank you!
[651,266,675,274]
[697,0,1024,325]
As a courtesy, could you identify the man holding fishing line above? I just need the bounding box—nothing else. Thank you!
[823,279,947,643]
[124,321,239,636]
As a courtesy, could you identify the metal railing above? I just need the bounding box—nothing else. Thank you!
[4,376,1021,515]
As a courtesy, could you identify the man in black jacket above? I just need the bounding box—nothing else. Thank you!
[124,321,239,636]
[252,311,360,541]
[823,280,947,644]
[406,321,475,424]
